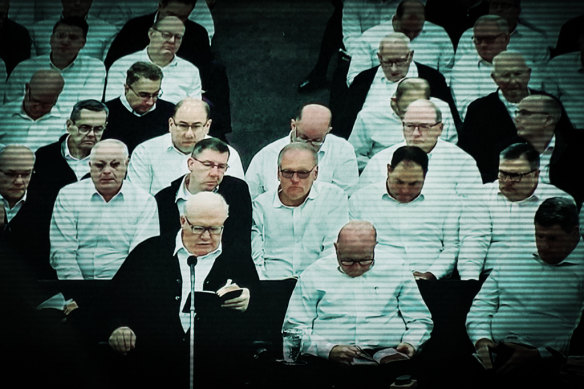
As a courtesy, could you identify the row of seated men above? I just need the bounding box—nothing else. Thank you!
[1,95,583,388]
[0,0,232,142]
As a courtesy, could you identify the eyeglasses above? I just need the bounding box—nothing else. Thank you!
[339,258,374,266]
[171,118,208,133]
[493,70,529,82]
[403,122,440,132]
[472,33,505,45]
[72,122,107,134]
[128,85,163,100]
[152,27,183,42]
[184,217,224,235]
[192,157,229,171]
[292,129,327,147]
[279,166,316,179]
[498,169,536,182]
[0,169,34,180]
[379,53,411,67]
[515,109,549,118]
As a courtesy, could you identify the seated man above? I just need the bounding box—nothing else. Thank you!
[50,139,159,279]
[281,220,433,387]
[107,191,258,388]
[350,145,460,280]
[457,143,574,281]
[155,137,252,255]
[359,99,482,200]
[349,77,457,171]
[246,103,358,198]
[466,197,584,389]
[252,143,349,280]
[103,61,176,154]
[5,17,106,115]
[127,97,244,196]
[0,69,66,152]
[105,15,201,104]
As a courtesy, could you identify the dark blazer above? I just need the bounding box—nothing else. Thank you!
[0,18,31,75]
[332,62,460,139]
[547,128,584,207]
[155,175,252,257]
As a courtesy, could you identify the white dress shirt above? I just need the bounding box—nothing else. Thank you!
[362,64,418,106]
[30,15,119,61]
[458,181,574,280]
[544,52,584,130]
[0,99,67,152]
[105,48,202,104]
[539,135,555,184]
[347,20,454,85]
[61,136,91,180]
[466,239,584,355]
[50,179,160,280]
[1,192,26,224]
[5,54,106,115]
[245,133,359,199]
[251,181,349,280]
[175,231,222,332]
[282,249,433,359]
[127,133,245,196]
[349,96,457,171]
[349,181,460,279]
[359,139,483,200]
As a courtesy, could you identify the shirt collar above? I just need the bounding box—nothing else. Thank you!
[379,179,425,203]
[175,174,220,204]
[173,229,223,259]
[143,46,178,68]
[532,238,584,266]
[273,181,320,208]
[120,93,157,117]
[91,181,125,202]
[375,63,418,85]
[61,135,90,162]
[0,192,27,210]
[163,133,190,155]
[495,180,541,203]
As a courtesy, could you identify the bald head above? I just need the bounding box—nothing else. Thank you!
[377,32,413,82]
[291,104,332,151]
[184,191,229,220]
[24,70,64,120]
[335,221,377,277]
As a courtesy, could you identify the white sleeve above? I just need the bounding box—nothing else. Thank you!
[50,190,84,280]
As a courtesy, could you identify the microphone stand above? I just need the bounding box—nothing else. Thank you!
[187,256,197,389]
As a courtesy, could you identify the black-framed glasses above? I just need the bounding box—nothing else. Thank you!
[152,27,183,42]
[72,122,107,134]
[472,33,505,45]
[498,169,536,182]
[292,129,327,147]
[279,166,316,179]
[128,85,163,100]
[0,169,34,180]
[403,122,441,132]
[184,217,224,235]
[379,52,412,67]
[192,157,229,171]
[171,118,207,133]
[514,109,549,118]
[339,258,374,266]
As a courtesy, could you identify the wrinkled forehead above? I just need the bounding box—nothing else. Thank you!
[91,146,127,162]
[155,18,186,34]
[280,149,316,168]
[379,41,410,57]
[185,206,227,225]
[403,104,437,122]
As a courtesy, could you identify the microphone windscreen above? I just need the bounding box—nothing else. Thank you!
[187,255,198,266]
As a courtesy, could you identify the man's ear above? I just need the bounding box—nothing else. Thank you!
[313,166,319,180]
[387,163,393,175]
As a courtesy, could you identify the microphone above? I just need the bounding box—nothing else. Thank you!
[187,255,198,267]
[187,255,197,389]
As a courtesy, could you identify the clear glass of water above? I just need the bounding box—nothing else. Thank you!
[282,328,303,364]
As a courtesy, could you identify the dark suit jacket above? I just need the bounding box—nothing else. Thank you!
[155,175,252,257]
[105,232,259,386]
[547,128,584,207]
[0,18,31,75]
[332,62,460,139]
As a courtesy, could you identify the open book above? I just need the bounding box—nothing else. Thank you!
[182,285,243,313]
[352,347,410,365]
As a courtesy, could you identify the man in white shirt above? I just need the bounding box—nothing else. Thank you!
[457,143,574,281]
[450,15,510,120]
[50,139,159,280]
[0,144,34,232]
[246,103,358,198]
[359,99,482,200]
[347,0,454,85]
[252,143,349,280]
[282,220,432,386]
[0,69,66,152]
[349,77,457,171]
[105,15,202,104]
[466,197,584,388]
[350,145,460,280]
[5,17,107,116]
[127,97,244,195]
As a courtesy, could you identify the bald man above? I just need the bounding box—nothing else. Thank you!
[282,220,432,387]
[246,103,359,198]
[106,191,258,388]
[0,69,66,152]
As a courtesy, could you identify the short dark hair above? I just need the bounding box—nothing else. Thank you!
[390,145,429,175]
[191,137,230,158]
[53,17,89,40]
[159,0,197,7]
[69,99,109,122]
[499,142,540,170]
[396,0,425,19]
[534,197,578,233]
[126,62,163,86]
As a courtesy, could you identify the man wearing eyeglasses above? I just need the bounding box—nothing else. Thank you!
[251,142,349,280]
[50,139,159,280]
[103,61,176,154]
[106,191,258,388]
[0,69,66,153]
[105,15,202,104]
[127,97,244,195]
[457,143,574,281]
[246,103,358,199]
[281,221,432,386]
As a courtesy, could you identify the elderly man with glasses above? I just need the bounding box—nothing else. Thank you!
[281,220,432,387]
[246,103,358,199]
[251,142,349,280]
[126,97,244,196]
